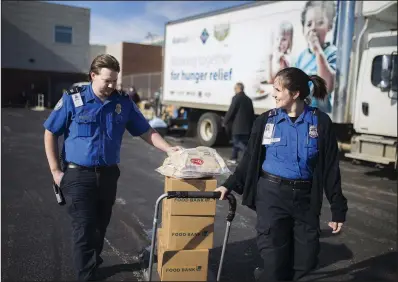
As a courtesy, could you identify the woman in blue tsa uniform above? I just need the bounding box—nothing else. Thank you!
[215,67,347,281]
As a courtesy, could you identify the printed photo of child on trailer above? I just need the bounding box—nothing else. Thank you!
[254,1,338,114]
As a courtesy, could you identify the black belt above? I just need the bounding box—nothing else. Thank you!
[260,170,312,187]
[67,163,117,172]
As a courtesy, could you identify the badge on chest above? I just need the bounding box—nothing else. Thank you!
[262,123,280,145]
[71,93,83,108]
[115,104,122,114]
[309,125,318,138]
[264,123,274,139]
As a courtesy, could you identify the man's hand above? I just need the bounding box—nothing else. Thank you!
[52,170,64,187]
[215,186,229,200]
[140,128,182,153]
[328,221,343,234]
[166,146,183,156]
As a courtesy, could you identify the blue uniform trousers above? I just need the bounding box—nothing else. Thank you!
[255,174,320,281]
[61,165,120,281]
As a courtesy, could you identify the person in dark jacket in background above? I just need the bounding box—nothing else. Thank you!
[223,82,255,164]
[215,67,347,281]
[128,86,141,105]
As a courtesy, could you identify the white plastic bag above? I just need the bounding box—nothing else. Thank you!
[148,117,168,128]
[156,146,231,179]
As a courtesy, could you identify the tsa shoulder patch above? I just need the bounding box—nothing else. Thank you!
[268,108,278,117]
[54,98,63,111]
[66,86,82,95]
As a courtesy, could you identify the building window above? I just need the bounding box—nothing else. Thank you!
[54,25,72,44]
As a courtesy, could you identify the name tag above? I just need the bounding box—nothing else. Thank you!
[263,137,281,145]
[71,93,83,108]
[263,123,274,138]
[262,123,275,144]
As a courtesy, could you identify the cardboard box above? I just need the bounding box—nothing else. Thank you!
[158,228,209,281]
[157,228,165,276]
[162,211,214,250]
[164,196,216,216]
[161,201,167,225]
[164,176,217,192]
[164,177,217,216]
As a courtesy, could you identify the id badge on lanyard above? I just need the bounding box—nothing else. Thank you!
[262,123,276,145]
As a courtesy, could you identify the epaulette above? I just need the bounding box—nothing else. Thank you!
[66,86,82,95]
[311,107,318,115]
[118,90,129,97]
[268,108,278,117]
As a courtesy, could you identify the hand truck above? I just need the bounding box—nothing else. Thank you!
[145,191,237,281]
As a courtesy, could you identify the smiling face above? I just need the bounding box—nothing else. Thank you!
[91,68,118,97]
[272,77,299,110]
[303,6,331,46]
[277,31,292,54]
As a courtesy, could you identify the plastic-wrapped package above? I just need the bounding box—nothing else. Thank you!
[156,146,231,179]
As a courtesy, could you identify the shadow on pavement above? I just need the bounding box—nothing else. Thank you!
[340,155,397,182]
[96,262,142,280]
[209,237,354,281]
[305,251,398,282]
[364,166,397,181]
[319,228,342,239]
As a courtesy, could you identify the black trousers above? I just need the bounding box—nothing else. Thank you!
[61,165,120,281]
[256,177,320,281]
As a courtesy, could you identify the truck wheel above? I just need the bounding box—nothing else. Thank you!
[197,112,222,147]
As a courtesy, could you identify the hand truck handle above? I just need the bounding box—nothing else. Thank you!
[225,193,236,222]
[167,191,221,199]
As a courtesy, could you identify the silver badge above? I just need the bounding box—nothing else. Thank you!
[309,125,318,138]
[115,104,122,114]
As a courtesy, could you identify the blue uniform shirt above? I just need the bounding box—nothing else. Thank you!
[262,106,319,180]
[43,84,150,167]
[294,43,337,113]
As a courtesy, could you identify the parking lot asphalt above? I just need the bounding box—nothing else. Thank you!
[1,108,397,281]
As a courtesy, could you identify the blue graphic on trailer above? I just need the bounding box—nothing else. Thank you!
[200,28,209,44]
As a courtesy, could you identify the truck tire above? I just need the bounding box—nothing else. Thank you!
[197,112,223,147]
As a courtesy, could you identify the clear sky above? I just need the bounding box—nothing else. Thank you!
[48,1,253,45]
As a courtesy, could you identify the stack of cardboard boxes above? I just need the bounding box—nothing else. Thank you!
[157,176,217,281]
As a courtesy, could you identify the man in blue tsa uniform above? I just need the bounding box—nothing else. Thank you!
[43,54,180,281]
